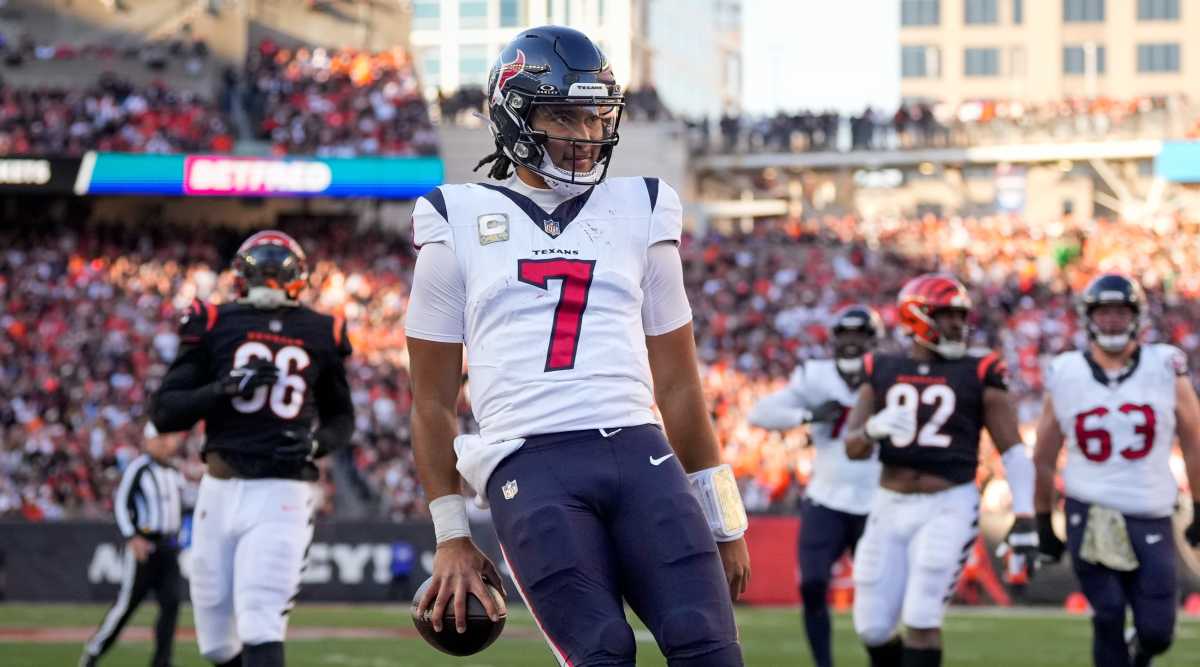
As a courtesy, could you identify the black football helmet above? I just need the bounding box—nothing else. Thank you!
[232,230,309,305]
[478,25,624,190]
[1077,273,1145,353]
[829,304,885,383]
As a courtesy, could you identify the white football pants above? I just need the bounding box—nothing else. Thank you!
[190,475,314,663]
[852,482,979,646]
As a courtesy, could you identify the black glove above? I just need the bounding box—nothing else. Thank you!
[1036,512,1065,563]
[215,358,278,398]
[809,400,845,424]
[1006,515,1040,571]
[1186,501,1200,548]
[274,429,318,465]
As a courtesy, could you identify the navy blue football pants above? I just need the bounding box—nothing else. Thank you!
[485,425,743,667]
[1065,497,1176,667]
[797,498,867,667]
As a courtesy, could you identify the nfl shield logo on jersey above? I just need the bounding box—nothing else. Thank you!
[502,479,519,500]
[544,219,561,237]
[477,214,510,245]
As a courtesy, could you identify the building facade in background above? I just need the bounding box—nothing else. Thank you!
[900,0,1200,104]
[407,0,742,120]
[408,0,638,95]
[645,0,742,119]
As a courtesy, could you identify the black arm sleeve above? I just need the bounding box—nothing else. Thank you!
[313,341,355,458]
[151,343,222,433]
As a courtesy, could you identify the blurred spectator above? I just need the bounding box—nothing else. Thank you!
[245,40,438,157]
[0,73,232,156]
[689,95,1194,155]
[4,208,1200,520]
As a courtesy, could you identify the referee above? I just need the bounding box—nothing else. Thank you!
[81,422,186,667]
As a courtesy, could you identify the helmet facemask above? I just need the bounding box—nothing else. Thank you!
[914,306,970,360]
[1084,303,1139,354]
[232,232,309,309]
[495,92,623,196]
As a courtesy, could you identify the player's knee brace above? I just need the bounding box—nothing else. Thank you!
[243,642,284,667]
[800,579,830,612]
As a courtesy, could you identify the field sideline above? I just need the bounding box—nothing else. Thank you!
[0,603,1198,666]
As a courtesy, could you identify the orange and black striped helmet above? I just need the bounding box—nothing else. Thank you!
[897,273,971,358]
[232,230,309,301]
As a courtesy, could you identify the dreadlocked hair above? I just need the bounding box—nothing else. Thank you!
[473,139,514,180]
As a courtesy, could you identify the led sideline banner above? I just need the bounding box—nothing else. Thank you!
[0,156,81,193]
[76,152,444,198]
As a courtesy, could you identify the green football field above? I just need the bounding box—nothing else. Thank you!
[0,603,1197,666]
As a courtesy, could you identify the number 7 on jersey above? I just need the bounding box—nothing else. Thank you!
[518,258,596,372]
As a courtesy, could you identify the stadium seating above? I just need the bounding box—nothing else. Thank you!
[3,210,1197,520]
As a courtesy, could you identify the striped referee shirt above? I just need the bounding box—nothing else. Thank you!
[113,454,184,539]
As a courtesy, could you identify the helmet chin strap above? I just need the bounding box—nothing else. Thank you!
[539,151,600,198]
[238,286,298,309]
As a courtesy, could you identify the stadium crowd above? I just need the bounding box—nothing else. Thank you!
[0,74,235,156]
[3,206,1200,521]
[691,95,1193,154]
[243,40,438,157]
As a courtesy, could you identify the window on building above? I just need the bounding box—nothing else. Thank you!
[419,49,441,82]
[500,0,523,27]
[901,0,940,26]
[459,0,488,29]
[564,0,572,25]
[1063,44,1106,74]
[598,0,605,23]
[1138,0,1179,20]
[901,45,940,78]
[459,45,490,88]
[964,47,1000,76]
[412,0,439,30]
[1063,0,1104,22]
[965,0,998,24]
[1137,43,1180,72]
[1012,0,1023,23]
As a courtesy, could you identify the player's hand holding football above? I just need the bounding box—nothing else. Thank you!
[864,404,916,442]
[1036,512,1066,562]
[717,537,751,601]
[214,357,279,398]
[1186,501,1200,548]
[417,537,507,634]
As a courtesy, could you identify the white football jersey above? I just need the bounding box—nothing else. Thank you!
[412,177,684,445]
[749,359,879,514]
[1047,344,1185,518]
[795,360,880,514]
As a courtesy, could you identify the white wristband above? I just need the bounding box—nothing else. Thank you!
[1001,444,1035,516]
[687,463,749,542]
[429,494,470,544]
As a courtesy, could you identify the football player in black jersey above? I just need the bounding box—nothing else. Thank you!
[151,230,354,667]
[842,274,1037,667]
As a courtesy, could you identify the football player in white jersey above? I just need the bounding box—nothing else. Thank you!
[747,304,884,667]
[1034,274,1200,667]
[405,26,750,667]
